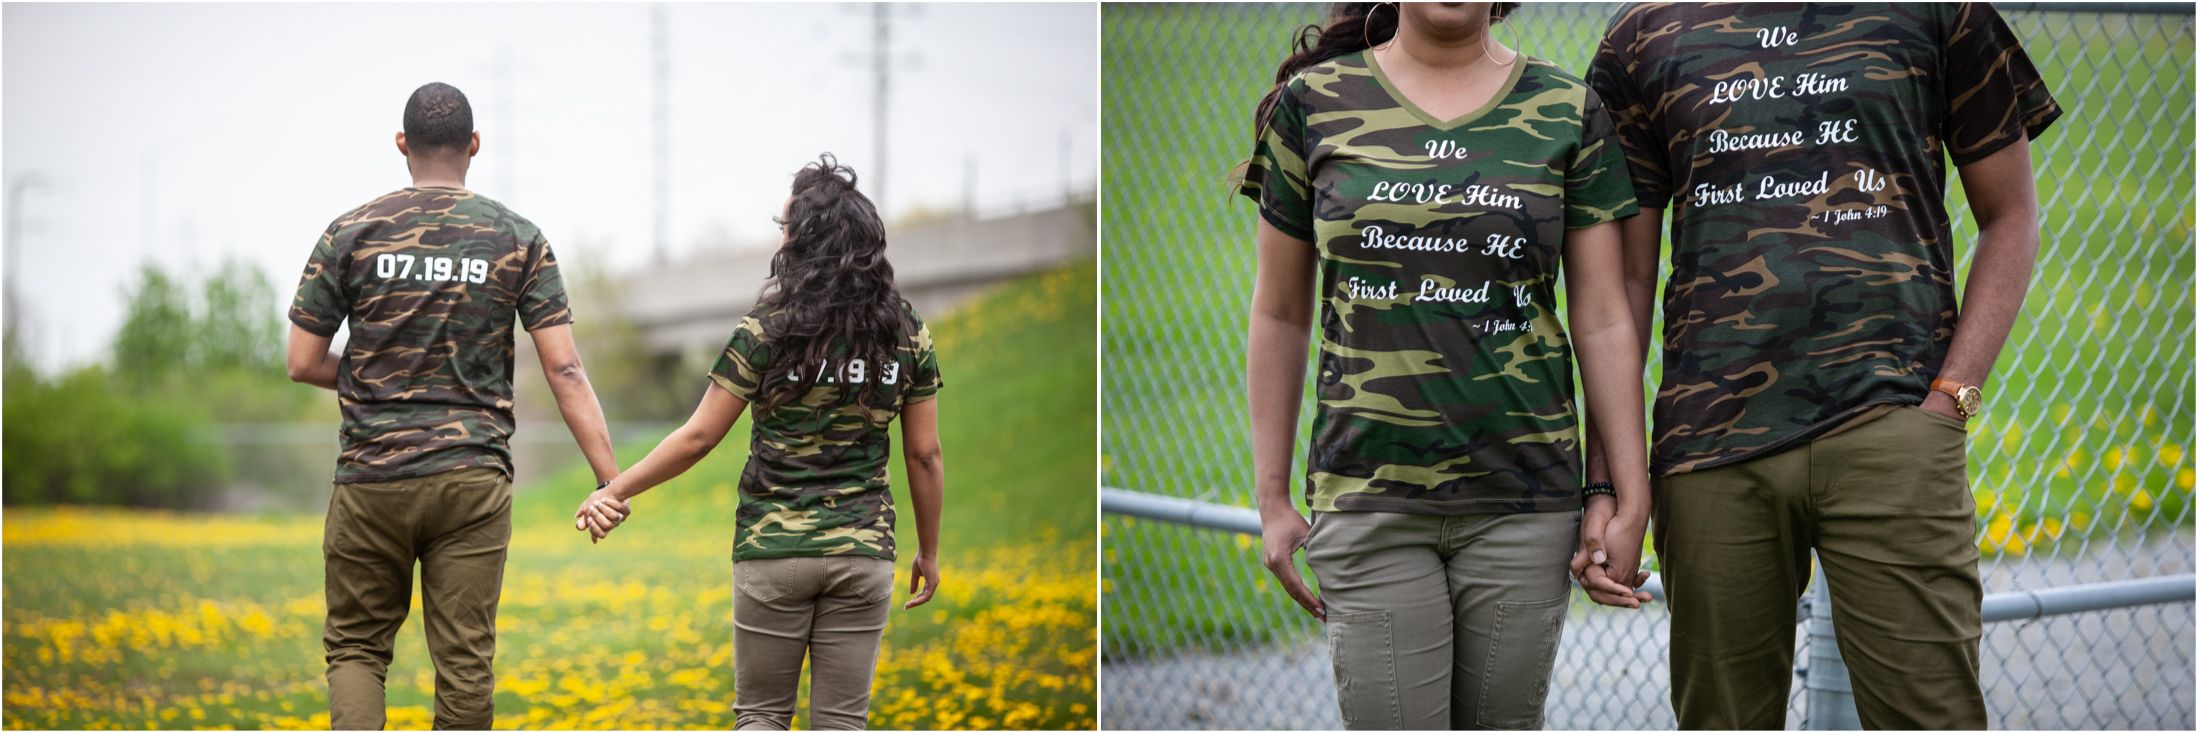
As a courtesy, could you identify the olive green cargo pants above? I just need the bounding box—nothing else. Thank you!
[731,555,896,730]
[323,467,512,730]
[1655,406,1986,730]
[1303,510,1579,730]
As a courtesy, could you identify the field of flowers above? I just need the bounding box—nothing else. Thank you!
[3,260,1099,730]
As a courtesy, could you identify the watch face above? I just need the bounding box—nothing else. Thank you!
[1958,387,1982,417]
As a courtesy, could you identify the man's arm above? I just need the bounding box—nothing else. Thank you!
[285,324,340,390]
[1582,208,1663,485]
[1930,137,2041,420]
[529,324,619,483]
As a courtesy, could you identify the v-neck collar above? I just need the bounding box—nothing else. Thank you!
[1364,47,1530,132]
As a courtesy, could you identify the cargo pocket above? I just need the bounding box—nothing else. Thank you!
[1476,595,1566,730]
[1327,610,1400,730]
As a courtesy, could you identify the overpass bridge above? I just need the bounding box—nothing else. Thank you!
[620,202,1094,360]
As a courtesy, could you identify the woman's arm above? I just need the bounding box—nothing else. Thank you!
[1563,220,1656,608]
[898,398,945,609]
[1248,218,1327,623]
[574,383,748,541]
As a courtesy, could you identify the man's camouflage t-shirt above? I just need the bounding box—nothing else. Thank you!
[1240,53,1640,515]
[709,302,942,561]
[1588,3,2059,475]
[290,188,573,483]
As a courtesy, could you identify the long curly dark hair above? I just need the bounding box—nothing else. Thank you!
[751,153,909,416]
[1251,2,1520,140]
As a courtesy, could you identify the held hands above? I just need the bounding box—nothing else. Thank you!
[1259,508,1326,623]
[574,485,632,544]
[1570,494,1653,608]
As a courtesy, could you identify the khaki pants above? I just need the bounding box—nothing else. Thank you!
[1656,406,1985,730]
[1304,510,1579,730]
[323,467,512,731]
[732,555,896,730]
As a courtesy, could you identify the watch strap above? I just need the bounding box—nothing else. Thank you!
[1929,378,1971,398]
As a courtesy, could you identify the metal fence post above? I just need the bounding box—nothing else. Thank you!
[1805,561,1861,730]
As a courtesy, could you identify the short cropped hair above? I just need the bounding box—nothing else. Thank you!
[403,83,473,154]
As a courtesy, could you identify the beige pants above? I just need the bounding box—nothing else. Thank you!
[322,467,512,731]
[732,555,896,730]
[1304,510,1579,730]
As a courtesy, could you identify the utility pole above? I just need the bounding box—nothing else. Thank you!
[497,43,516,201]
[1060,128,1073,203]
[651,3,670,265]
[843,4,920,220]
[7,172,47,362]
[963,153,977,221]
[871,4,890,216]
[142,152,157,259]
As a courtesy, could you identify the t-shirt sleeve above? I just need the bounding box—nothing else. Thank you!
[1941,2,2062,166]
[1565,85,1642,228]
[287,226,349,338]
[707,318,770,401]
[518,236,575,331]
[1585,9,1674,210]
[902,321,943,404]
[1237,78,1317,242]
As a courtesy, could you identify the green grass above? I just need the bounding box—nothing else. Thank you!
[3,260,1098,730]
[1100,5,2194,655]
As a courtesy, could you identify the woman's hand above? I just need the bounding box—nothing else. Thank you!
[903,553,940,609]
[1571,494,1650,608]
[1260,509,1326,622]
[574,487,630,544]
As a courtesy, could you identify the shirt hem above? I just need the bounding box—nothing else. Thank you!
[1312,494,1581,515]
[733,547,896,562]
[333,460,512,485]
[1651,394,1921,476]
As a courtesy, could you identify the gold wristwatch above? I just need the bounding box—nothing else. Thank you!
[1930,378,1982,420]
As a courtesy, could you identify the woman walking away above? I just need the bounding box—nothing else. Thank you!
[1241,3,1655,729]
[573,154,945,731]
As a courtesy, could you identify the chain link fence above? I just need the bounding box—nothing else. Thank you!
[1099,3,2194,729]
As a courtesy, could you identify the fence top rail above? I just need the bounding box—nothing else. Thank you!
[1102,487,2197,622]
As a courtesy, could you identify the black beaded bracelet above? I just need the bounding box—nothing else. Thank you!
[1580,482,1616,499]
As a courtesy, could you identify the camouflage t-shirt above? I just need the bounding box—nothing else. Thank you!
[1240,53,1640,515]
[289,187,572,483]
[708,302,943,561]
[1587,3,2059,475]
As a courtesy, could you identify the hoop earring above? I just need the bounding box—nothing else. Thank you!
[1364,2,1395,51]
[1488,8,1518,67]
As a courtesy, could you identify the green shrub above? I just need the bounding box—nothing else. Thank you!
[2,363,228,507]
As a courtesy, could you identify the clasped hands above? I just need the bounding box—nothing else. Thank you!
[574,484,633,544]
[1571,493,1653,608]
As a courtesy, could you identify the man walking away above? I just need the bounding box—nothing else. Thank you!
[284,81,622,730]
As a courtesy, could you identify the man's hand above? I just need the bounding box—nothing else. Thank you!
[903,554,940,609]
[1921,390,1966,422]
[1601,506,1653,606]
[1259,508,1325,622]
[574,486,630,544]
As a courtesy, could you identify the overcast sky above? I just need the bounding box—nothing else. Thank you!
[2,2,1098,372]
